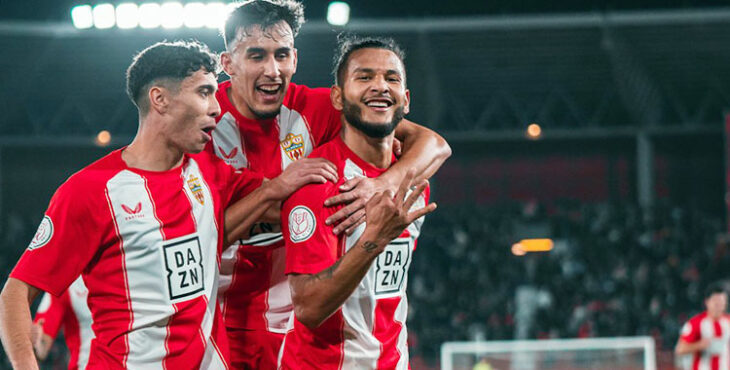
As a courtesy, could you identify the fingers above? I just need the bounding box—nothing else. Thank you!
[338,176,363,192]
[344,212,366,236]
[333,209,366,235]
[392,138,403,157]
[394,169,416,206]
[324,191,358,207]
[293,158,338,183]
[326,199,364,226]
[402,180,428,212]
[407,202,437,222]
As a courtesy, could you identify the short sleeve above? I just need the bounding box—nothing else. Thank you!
[34,291,70,339]
[10,178,104,296]
[282,183,339,275]
[680,320,700,343]
[300,86,341,146]
[227,168,265,204]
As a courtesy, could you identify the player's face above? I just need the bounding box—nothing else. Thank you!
[221,21,298,120]
[164,69,220,154]
[334,48,410,139]
[706,292,728,317]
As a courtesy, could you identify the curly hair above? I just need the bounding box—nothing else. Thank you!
[332,35,406,87]
[223,0,305,51]
[126,40,219,114]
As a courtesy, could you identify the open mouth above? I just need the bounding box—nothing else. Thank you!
[256,83,282,96]
[364,98,394,109]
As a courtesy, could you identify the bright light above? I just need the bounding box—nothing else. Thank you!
[138,3,162,29]
[527,123,542,139]
[160,2,184,29]
[96,130,112,146]
[511,243,527,256]
[116,3,139,29]
[519,239,554,252]
[183,2,206,28]
[71,5,94,29]
[327,2,350,26]
[92,3,116,29]
[204,2,228,29]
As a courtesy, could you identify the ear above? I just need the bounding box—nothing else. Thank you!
[330,85,344,111]
[148,86,169,114]
[292,48,298,74]
[221,51,234,77]
[403,89,410,115]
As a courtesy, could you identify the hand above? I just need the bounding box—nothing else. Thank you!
[392,138,402,157]
[698,338,712,351]
[267,158,338,200]
[362,170,436,248]
[324,176,392,235]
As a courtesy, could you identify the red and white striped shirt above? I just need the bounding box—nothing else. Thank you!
[680,312,730,370]
[34,277,94,370]
[279,137,428,369]
[211,81,341,333]
[12,149,262,369]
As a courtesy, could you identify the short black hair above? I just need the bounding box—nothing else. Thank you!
[705,283,726,300]
[126,40,219,114]
[333,35,406,87]
[223,0,305,51]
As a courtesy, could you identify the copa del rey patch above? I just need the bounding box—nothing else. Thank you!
[28,216,54,250]
[288,206,315,242]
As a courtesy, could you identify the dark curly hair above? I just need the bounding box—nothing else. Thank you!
[705,282,727,300]
[223,0,305,51]
[332,35,406,87]
[126,40,219,114]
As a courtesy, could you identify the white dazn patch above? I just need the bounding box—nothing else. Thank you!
[28,216,53,250]
[288,206,316,243]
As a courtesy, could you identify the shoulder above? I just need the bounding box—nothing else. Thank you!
[285,83,333,110]
[285,181,337,210]
[57,151,123,199]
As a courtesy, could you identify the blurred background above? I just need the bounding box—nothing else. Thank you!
[2,0,730,368]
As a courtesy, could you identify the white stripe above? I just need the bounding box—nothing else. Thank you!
[264,246,293,333]
[719,318,730,370]
[394,287,409,370]
[277,105,315,170]
[69,277,94,369]
[699,318,714,370]
[212,112,248,169]
[107,170,169,368]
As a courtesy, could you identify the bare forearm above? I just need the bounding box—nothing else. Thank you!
[0,278,40,369]
[390,120,451,185]
[675,340,706,355]
[224,185,279,246]
[290,230,385,328]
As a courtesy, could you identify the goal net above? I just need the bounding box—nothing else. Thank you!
[440,337,656,370]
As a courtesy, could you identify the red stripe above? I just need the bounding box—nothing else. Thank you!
[162,298,208,369]
[373,297,403,369]
[104,188,133,367]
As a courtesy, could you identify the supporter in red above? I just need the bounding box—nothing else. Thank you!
[212,1,451,368]
[280,36,438,369]
[32,277,94,370]
[676,283,730,370]
[0,40,333,369]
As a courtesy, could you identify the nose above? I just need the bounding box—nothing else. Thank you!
[209,95,221,118]
[369,75,389,94]
[262,55,280,79]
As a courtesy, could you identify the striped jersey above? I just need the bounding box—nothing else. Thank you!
[34,277,94,370]
[11,149,262,369]
[680,312,730,370]
[211,80,341,333]
[279,137,428,370]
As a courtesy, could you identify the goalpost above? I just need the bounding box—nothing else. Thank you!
[440,336,656,370]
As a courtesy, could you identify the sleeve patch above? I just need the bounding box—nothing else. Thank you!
[28,216,54,250]
[288,206,316,243]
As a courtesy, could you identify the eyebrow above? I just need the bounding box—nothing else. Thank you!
[353,67,402,76]
[245,47,292,55]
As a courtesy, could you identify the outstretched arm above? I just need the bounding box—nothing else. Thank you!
[0,278,42,370]
[325,119,450,234]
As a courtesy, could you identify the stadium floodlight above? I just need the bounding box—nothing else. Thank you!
[138,3,162,29]
[327,2,350,26]
[71,5,94,29]
[160,2,184,29]
[92,3,116,29]
[204,2,227,29]
[116,3,140,29]
[183,2,207,28]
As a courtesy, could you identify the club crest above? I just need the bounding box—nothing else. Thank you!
[280,133,305,161]
[187,175,205,205]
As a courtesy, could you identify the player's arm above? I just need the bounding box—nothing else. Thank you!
[224,158,338,245]
[325,119,450,235]
[289,174,435,329]
[0,278,43,369]
[675,338,711,355]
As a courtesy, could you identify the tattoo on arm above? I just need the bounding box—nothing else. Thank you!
[312,259,342,281]
[361,241,378,253]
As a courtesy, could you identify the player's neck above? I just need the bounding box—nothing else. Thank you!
[228,86,258,120]
[123,119,184,172]
[341,124,393,169]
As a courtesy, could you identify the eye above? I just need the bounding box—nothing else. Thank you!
[275,52,289,59]
[357,75,371,81]
[249,54,263,61]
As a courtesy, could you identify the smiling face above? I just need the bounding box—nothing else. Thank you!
[163,68,220,154]
[332,48,410,138]
[221,20,298,120]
